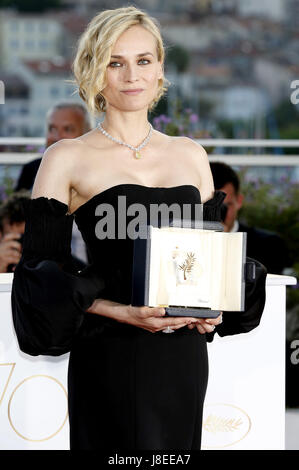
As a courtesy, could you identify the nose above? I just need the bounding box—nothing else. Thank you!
[123,62,139,82]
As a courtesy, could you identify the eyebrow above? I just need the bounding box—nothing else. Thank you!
[110,52,154,58]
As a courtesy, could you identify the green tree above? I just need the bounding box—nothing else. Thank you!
[269,99,299,153]
[166,45,190,73]
[272,99,299,129]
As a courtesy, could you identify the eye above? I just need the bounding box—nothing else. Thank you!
[109,61,122,67]
[108,58,151,68]
[138,58,150,65]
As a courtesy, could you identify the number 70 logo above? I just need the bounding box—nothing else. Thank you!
[0,363,68,444]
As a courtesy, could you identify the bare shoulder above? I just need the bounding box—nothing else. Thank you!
[37,138,84,181]
[41,138,83,167]
[31,139,84,201]
[169,136,214,202]
[171,135,208,160]
[154,131,208,161]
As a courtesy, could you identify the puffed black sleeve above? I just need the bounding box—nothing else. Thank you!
[11,197,105,357]
[202,191,267,342]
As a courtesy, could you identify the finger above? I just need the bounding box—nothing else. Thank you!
[143,306,166,318]
[173,318,197,330]
[196,317,219,330]
[196,323,206,334]
[153,307,166,317]
[156,316,196,330]
[205,313,223,326]
[164,323,186,331]
[2,233,22,241]
[159,319,194,332]
[6,241,22,251]
[196,323,216,334]
[202,324,216,333]
[204,319,219,326]
[195,318,207,326]
[8,248,21,258]
[165,317,197,327]
[5,254,21,264]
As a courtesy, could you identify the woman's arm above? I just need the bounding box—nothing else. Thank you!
[87,300,187,332]
[31,139,79,204]
[11,140,103,356]
[85,299,218,334]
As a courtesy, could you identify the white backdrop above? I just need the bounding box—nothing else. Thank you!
[0,273,296,450]
[202,277,294,450]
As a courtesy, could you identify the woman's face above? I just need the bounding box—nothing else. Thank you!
[102,25,163,113]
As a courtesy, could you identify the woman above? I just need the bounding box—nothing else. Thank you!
[11,7,265,450]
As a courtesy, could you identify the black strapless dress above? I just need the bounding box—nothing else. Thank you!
[11,184,266,450]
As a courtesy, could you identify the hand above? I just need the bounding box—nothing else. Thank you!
[186,312,223,334]
[124,305,199,333]
[0,233,22,273]
[86,299,198,333]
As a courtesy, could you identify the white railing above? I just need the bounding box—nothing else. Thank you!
[0,138,299,167]
[1,137,299,147]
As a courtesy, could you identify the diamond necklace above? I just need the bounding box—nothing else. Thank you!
[97,122,153,159]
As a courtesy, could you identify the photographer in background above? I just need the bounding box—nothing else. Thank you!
[210,161,289,275]
[0,191,29,273]
[0,190,86,273]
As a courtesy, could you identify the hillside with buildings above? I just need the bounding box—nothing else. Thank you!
[0,0,298,138]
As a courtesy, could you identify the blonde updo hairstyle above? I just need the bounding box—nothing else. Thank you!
[72,6,168,116]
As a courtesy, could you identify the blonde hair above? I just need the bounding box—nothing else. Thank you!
[72,6,169,117]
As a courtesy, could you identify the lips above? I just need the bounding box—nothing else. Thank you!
[121,89,144,95]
